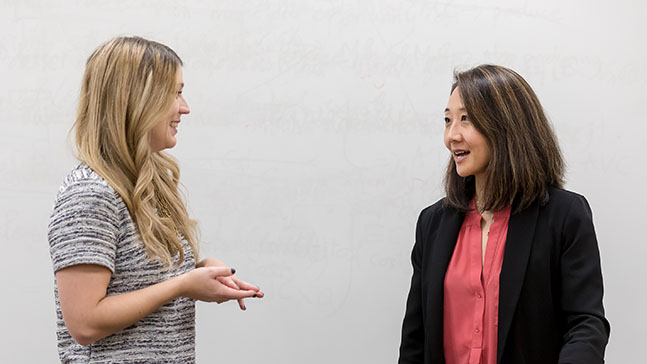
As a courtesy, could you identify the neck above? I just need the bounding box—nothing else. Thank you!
[474,175,486,212]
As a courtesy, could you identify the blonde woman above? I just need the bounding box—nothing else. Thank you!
[48,36,263,363]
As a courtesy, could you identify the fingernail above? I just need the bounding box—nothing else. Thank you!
[230,268,236,274]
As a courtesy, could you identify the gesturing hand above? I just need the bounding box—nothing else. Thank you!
[179,266,260,305]
[193,257,264,310]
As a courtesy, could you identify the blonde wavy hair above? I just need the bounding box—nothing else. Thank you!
[73,36,199,266]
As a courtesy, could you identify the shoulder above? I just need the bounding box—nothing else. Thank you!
[59,163,110,190]
[51,164,124,223]
[49,165,124,272]
[417,197,457,228]
[535,188,595,230]
[546,187,587,204]
[56,164,117,202]
[544,188,592,214]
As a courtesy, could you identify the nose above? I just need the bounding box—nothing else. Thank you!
[445,121,462,143]
[179,96,190,115]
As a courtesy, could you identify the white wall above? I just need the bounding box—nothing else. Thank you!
[1,0,644,362]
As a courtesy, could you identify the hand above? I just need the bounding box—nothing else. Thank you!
[178,266,258,304]
[195,258,264,310]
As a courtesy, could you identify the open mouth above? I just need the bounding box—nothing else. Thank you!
[453,150,469,162]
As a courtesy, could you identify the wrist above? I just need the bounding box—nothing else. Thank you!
[169,272,188,299]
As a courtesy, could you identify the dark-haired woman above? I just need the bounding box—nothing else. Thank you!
[398,65,610,364]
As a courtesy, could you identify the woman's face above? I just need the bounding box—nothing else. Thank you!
[444,88,491,182]
[150,67,190,153]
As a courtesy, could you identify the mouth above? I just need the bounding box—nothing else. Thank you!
[170,121,179,128]
[453,149,469,162]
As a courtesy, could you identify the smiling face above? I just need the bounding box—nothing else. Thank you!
[149,68,190,153]
[444,87,491,184]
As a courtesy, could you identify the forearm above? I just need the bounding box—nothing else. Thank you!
[59,263,256,346]
[62,273,185,346]
[196,257,224,268]
[558,314,610,364]
[399,240,425,363]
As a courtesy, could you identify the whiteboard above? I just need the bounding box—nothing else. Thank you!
[1,0,645,362]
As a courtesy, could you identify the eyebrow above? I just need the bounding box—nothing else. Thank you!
[444,107,467,113]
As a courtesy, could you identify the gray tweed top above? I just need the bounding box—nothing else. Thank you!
[48,164,196,363]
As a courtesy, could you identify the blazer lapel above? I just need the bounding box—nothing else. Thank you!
[429,206,464,275]
[497,201,540,364]
[425,205,464,357]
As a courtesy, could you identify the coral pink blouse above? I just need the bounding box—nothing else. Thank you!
[443,202,511,364]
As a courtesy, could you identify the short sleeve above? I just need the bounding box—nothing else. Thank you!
[48,178,120,273]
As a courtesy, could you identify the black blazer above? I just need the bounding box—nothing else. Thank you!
[399,188,610,364]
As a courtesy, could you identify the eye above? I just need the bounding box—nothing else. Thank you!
[444,117,451,124]
[461,115,468,121]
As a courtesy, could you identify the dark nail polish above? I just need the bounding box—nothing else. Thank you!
[253,294,257,298]
[230,268,236,274]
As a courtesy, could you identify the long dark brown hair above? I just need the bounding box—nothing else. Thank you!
[444,64,565,213]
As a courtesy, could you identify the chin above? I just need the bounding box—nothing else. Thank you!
[455,168,472,178]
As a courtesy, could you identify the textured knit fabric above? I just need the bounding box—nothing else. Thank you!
[443,203,511,364]
[48,164,196,363]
